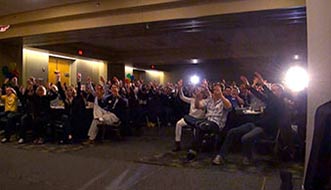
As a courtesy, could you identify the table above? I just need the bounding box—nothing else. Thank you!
[225,108,263,130]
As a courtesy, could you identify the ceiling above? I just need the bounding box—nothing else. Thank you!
[3,6,307,70]
[0,0,89,17]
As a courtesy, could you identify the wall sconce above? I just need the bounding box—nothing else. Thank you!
[0,25,10,32]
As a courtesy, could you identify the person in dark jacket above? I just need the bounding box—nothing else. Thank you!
[84,83,127,144]
[17,77,38,144]
[30,85,58,144]
[212,72,287,165]
[56,73,86,143]
[304,101,331,190]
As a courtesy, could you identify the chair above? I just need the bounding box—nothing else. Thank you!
[53,120,66,143]
[200,131,220,153]
[195,120,221,153]
[97,103,131,142]
[256,129,281,156]
[97,123,122,142]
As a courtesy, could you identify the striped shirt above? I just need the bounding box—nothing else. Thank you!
[202,97,230,129]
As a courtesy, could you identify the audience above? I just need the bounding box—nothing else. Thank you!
[30,85,58,144]
[84,83,126,144]
[228,87,245,109]
[186,81,232,161]
[56,73,86,143]
[17,77,37,144]
[0,80,20,143]
[0,71,302,166]
[173,79,206,152]
[212,72,287,165]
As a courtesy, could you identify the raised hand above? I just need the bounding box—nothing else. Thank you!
[4,78,9,84]
[254,72,264,84]
[201,79,208,89]
[11,77,18,86]
[87,76,91,83]
[252,76,259,87]
[47,82,52,89]
[55,72,61,82]
[240,75,250,87]
[100,76,105,84]
[77,73,82,82]
[112,76,119,85]
[19,86,25,94]
[177,79,183,88]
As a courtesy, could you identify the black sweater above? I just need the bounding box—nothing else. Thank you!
[31,91,58,117]
[250,85,287,136]
[57,81,85,117]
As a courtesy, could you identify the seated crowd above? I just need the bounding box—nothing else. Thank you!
[0,71,303,165]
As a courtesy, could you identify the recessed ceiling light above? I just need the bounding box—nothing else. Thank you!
[293,55,299,60]
[192,59,198,64]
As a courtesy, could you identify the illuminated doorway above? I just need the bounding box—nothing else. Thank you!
[48,56,73,85]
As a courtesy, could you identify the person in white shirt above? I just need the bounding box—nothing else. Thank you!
[173,79,206,151]
[84,83,126,144]
[186,81,232,161]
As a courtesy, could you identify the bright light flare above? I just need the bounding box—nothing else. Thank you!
[192,59,198,64]
[190,75,200,85]
[284,66,309,92]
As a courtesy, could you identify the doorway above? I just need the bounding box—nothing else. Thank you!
[48,56,73,85]
[133,69,146,81]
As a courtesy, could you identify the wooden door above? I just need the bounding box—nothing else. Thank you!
[48,56,72,85]
[133,70,146,81]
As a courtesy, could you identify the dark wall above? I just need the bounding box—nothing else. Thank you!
[0,40,23,83]
[108,63,125,80]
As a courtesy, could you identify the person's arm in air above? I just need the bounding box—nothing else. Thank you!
[86,76,96,97]
[76,73,82,98]
[178,80,191,104]
[220,88,232,110]
[240,75,267,102]
[254,72,277,100]
[56,73,66,101]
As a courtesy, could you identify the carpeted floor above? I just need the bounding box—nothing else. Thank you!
[137,151,304,179]
[0,127,304,182]
[0,142,89,153]
[0,134,91,153]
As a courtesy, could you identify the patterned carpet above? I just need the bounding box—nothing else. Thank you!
[137,151,304,179]
[0,128,304,180]
[0,136,90,153]
[8,143,88,153]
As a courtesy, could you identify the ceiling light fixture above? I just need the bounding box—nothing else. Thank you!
[293,55,299,60]
[49,53,76,60]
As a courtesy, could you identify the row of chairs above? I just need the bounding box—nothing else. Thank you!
[181,121,281,156]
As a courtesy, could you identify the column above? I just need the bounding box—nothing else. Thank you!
[305,0,331,183]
